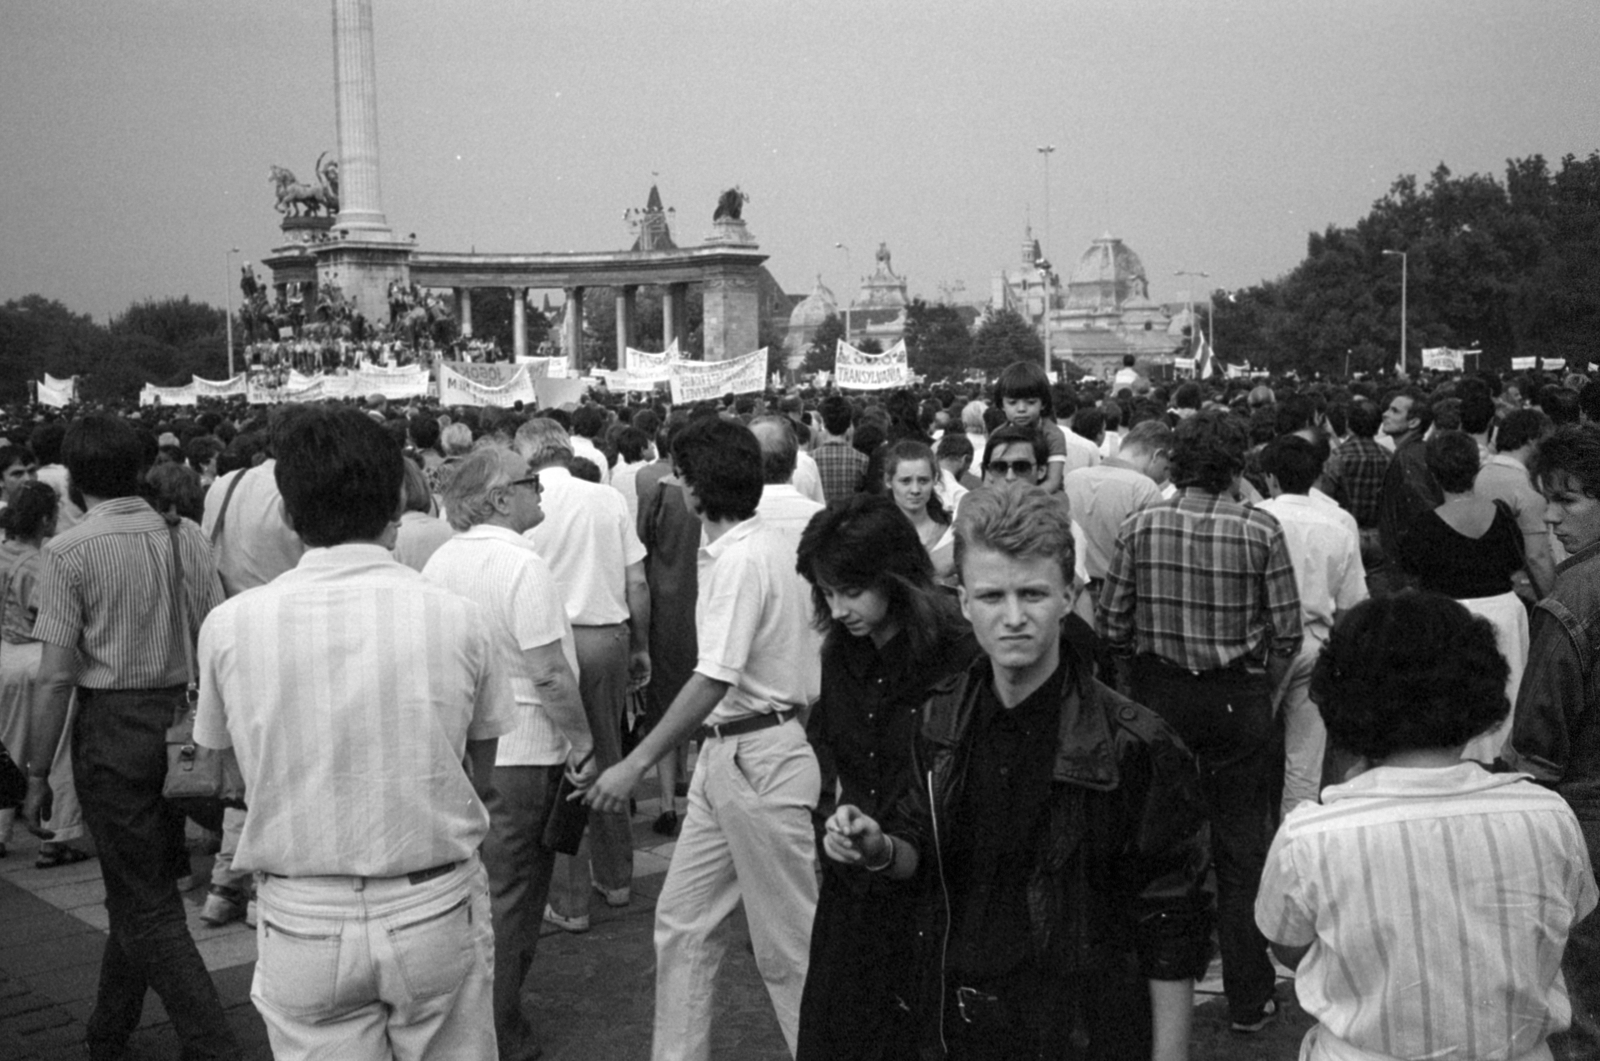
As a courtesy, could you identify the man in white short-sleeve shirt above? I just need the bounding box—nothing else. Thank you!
[587,417,821,1061]
[195,406,514,1061]
[424,446,596,1061]
[517,418,650,930]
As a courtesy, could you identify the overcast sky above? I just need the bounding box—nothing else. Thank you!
[2,0,1596,323]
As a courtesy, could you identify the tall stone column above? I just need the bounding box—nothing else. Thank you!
[615,286,636,368]
[513,288,528,360]
[456,288,473,338]
[564,287,585,373]
[664,283,687,352]
[332,0,391,238]
[701,268,760,362]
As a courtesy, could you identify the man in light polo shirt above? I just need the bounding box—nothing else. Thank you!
[425,446,596,1061]
[194,405,515,1061]
[515,417,650,933]
[587,416,821,1061]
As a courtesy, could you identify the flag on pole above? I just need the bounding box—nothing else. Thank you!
[1195,331,1216,380]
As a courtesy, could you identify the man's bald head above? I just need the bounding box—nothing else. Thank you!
[749,415,797,485]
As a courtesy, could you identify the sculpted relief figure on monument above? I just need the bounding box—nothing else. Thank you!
[713,186,748,222]
[270,151,341,216]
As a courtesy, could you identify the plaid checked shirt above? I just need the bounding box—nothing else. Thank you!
[813,439,868,505]
[1097,488,1303,671]
[1321,436,1391,529]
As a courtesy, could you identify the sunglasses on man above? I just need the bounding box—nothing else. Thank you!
[985,459,1037,478]
[507,475,542,492]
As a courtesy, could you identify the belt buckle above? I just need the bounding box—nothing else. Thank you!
[705,721,724,740]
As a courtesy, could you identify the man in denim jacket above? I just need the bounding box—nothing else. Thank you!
[824,487,1212,1060]
[1508,424,1600,1061]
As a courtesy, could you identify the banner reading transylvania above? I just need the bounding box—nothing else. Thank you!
[669,349,768,404]
[834,340,911,390]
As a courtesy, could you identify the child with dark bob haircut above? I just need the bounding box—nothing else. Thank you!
[1257,591,1597,1061]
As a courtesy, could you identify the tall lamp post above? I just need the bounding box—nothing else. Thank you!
[1037,145,1056,373]
[1175,270,1210,376]
[224,246,240,378]
[1383,248,1407,376]
[834,242,852,345]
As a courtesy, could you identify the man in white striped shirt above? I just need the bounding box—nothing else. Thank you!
[424,446,596,1061]
[1257,594,1596,1061]
[194,406,516,1061]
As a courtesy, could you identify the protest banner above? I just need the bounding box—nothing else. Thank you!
[438,362,537,407]
[140,383,198,407]
[516,356,566,378]
[669,348,767,403]
[1511,356,1538,371]
[350,363,430,400]
[535,377,588,409]
[1543,357,1567,371]
[1422,348,1466,371]
[834,339,911,390]
[1173,356,1196,373]
[625,340,679,387]
[246,374,356,404]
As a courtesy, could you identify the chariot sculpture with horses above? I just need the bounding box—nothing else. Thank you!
[270,152,341,217]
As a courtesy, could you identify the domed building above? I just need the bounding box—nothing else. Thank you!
[993,229,1189,380]
[784,276,839,367]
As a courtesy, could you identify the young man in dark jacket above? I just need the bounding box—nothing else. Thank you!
[825,486,1213,1060]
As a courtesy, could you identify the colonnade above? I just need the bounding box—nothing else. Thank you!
[451,282,691,368]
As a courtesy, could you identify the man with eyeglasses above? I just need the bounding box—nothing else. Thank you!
[424,447,595,1061]
[514,418,650,935]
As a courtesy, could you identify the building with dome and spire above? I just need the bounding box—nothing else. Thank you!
[992,229,1192,380]
[784,276,839,367]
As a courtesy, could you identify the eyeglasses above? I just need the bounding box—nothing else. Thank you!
[507,475,542,493]
[985,460,1037,478]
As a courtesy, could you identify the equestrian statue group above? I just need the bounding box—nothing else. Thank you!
[270,152,341,217]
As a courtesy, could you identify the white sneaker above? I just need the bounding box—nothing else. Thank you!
[543,903,591,933]
[593,882,631,908]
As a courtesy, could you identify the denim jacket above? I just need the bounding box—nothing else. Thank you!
[889,621,1214,1053]
[1509,540,1600,820]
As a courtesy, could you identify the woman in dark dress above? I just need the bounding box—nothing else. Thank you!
[795,495,979,1061]
[1399,430,1529,761]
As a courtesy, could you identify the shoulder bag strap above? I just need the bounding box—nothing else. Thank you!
[209,467,250,549]
[167,517,198,715]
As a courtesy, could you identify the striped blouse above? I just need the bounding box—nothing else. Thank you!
[32,496,222,689]
[1257,763,1598,1060]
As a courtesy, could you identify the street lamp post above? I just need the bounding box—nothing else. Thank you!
[224,246,240,378]
[1037,146,1056,373]
[1175,270,1210,377]
[1383,249,1407,376]
[834,242,852,345]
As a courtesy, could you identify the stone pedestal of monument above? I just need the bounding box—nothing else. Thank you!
[316,237,413,325]
[700,218,762,361]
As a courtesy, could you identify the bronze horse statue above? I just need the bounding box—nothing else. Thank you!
[270,152,340,216]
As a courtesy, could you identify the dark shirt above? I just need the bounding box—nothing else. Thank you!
[1400,501,1525,600]
[1322,436,1391,528]
[810,609,978,823]
[1379,432,1444,572]
[947,665,1062,980]
[1509,540,1600,820]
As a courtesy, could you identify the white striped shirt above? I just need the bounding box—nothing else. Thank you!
[33,496,222,688]
[194,545,516,877]
[423,525,577,766]
[1257,764,1597,1060]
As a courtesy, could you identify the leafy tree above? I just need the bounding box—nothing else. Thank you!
[970,308,1044,373]
[803,313,845,374]
[0,296,106,401]
[856,337,884,355]
[903,298,972,379]
[110,296,223,348]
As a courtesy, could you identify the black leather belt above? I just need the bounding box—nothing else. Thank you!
[267,860,459,886]
[697,708,796,742]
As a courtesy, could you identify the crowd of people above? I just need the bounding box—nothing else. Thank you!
[0,351,1597,1061]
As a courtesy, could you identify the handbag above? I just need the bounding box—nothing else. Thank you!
[0,740,25,809]
[540,749,594,855]
[160,515,246,810]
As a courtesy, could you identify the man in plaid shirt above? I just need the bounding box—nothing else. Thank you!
[810,396,868,505]
[1097,409,1302,1035]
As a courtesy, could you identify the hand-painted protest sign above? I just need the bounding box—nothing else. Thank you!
[669,349,767,404]
[834,340,911,390]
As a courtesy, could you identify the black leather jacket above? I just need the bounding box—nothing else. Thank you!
[889,622,1214,1054]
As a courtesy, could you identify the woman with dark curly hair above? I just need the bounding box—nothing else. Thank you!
[1257,592,1597,1061]
[793,494,977,1061]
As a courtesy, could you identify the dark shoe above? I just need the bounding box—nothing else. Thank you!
[652,811,679,837]
[1231,998,1278,1033]
[36,845,93,869]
